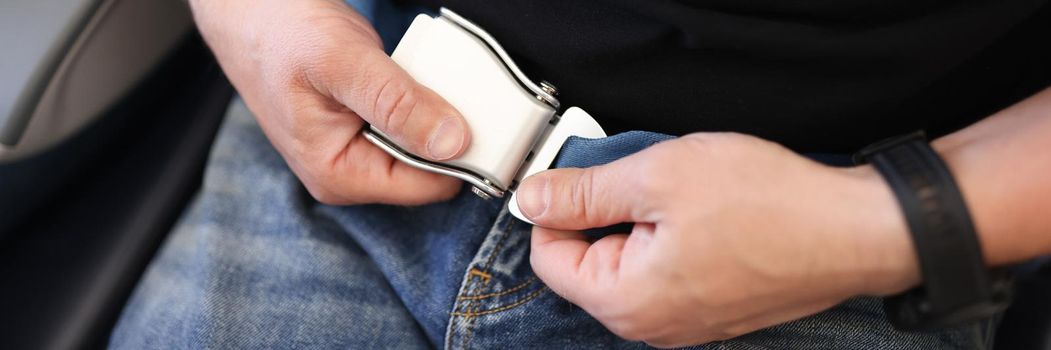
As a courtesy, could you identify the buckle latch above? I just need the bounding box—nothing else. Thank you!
[362,8,605,222]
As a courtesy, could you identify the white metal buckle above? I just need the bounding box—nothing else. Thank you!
[363,8,605,223]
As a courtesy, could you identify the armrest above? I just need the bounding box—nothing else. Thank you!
[0,0,192,161]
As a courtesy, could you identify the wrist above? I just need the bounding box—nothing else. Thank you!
[842,164,922,297]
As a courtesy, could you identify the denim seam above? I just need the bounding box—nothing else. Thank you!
[448,287,548,317]
[452,215,516,350]
[447,253,488,348]
[482,218,515,269]
[460,277,483,349]
[449,272,484,350]
[456,277,537,300]
[461,217,516,349]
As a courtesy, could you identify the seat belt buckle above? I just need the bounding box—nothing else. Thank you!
[362,8,605,222]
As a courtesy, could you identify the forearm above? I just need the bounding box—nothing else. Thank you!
[933,86,1051,266]
[850,86,1051,297]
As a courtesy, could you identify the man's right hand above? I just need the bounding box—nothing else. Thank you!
[189,0,469,205]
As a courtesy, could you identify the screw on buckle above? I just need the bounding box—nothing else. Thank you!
[470,186,493,200]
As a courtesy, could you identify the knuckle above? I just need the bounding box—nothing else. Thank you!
[570,169,601,222]
[371,77,418,135]
[291,38,342,84]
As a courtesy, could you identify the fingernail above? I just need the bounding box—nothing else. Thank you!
[517,177,550,219]
[427,118,466,160]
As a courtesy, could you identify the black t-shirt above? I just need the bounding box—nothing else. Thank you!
[437,1,1051,152]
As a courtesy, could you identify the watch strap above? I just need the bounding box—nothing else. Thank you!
[855,131,1011,331]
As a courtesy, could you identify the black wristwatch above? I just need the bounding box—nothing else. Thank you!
[854,131,1012,331]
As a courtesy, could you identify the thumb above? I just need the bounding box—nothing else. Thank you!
[313,47,470,161]
[516,160,649,230]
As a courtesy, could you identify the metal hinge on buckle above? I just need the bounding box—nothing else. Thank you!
[362,8,605,223]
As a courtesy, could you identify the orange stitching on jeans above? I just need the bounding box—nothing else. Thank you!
[462,293,481,349]
[457,277,537,300]
[453,274,484,350]
[454,217,515,302]
[461,283,481,349]
[468,268,492,283]
[450,287,548,317]
[456,216,520,349]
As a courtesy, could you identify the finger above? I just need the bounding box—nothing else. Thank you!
[530,227,630,306]
[309,46,470,161]
[516,160,653,230]
[316,130,463,205]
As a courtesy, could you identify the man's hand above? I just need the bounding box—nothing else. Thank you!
[516,133,921,348]
[190,0,468,205]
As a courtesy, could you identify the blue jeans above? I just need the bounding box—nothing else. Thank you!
[108,2,994,349]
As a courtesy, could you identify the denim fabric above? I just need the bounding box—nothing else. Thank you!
[109,1,993,349]
[554,131,674,168]
[556,131,857,170]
